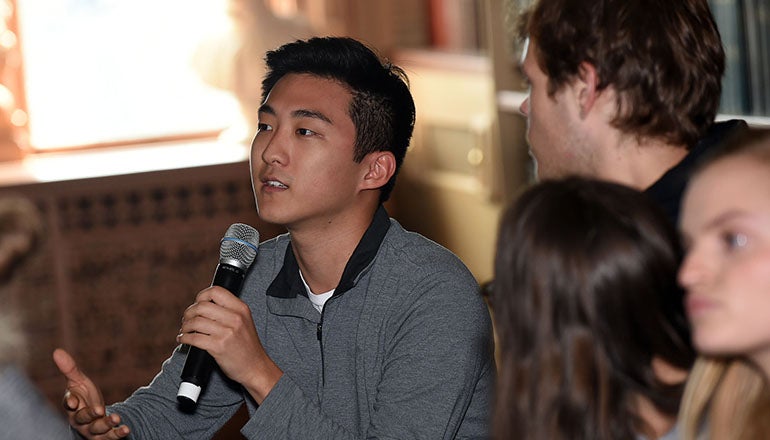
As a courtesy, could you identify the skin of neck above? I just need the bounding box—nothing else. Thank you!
[635,394,677,439]
[597,133,689,190]
[579,86,690,191]
[634,357,690,438]
[289,195,380,294]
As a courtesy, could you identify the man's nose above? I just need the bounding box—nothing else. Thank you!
[519,96,530,116]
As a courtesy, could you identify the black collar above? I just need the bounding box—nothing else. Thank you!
[266,205,392,299]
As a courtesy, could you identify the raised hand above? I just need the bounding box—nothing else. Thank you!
[52,348,130,439]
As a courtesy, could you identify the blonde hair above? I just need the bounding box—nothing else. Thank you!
[679,358,769,439]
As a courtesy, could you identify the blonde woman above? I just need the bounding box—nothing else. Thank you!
[678,135,770,439]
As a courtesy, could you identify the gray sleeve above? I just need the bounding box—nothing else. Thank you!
[107,346,244,440]
[241,374,355,439]
[241,268,494,440]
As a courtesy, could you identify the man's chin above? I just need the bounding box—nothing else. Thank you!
[529,156,542,182]
[533,166,569,183]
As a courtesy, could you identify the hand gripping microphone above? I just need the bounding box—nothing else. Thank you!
[177,223,260,408]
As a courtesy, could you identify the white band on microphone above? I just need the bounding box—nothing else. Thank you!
[177,381,202,403]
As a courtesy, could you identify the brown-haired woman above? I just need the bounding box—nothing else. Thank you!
[491,177,693,439]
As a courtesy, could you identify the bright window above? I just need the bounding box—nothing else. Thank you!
[16,0,240,150]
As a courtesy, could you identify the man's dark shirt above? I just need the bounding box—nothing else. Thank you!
[645,119,749,226]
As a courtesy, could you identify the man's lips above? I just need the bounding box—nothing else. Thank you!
[260,176,289,189]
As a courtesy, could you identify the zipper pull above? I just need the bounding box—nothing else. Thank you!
[317,322,322,341]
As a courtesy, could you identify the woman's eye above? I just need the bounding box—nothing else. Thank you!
[257,123,272,132]
[723,232,748,250]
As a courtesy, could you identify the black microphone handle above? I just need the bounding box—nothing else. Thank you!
[177,263,246,407]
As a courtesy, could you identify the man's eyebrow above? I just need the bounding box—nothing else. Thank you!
[292,109,332,124]
[257,104,332,125]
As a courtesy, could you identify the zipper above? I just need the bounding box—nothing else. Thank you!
[317,314,325,385]
[316,294,342,386]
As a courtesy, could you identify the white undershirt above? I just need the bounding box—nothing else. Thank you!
[299,270,335,313]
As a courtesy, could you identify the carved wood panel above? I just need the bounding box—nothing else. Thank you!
[1,160,285,409]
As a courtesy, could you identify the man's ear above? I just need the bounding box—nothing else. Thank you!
[360,151,396,191]
[574,61,600,119]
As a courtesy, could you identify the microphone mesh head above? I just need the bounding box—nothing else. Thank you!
[219,223,259,270]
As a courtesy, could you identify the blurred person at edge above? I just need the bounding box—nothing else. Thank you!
[0,196,69,440]
[678,136,770,439]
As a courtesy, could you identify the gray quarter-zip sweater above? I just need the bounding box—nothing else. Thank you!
[107,206,494,439]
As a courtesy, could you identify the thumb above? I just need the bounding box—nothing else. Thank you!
[53,348,85,382]
[53,348,105,414]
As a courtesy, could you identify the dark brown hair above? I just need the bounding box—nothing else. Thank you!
[517,0,724,148]
[491,177,694,439]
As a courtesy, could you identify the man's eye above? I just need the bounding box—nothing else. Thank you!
[297,128,315,136]
[257,123,272,132]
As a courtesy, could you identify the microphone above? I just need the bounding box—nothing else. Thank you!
[176,223,260,408]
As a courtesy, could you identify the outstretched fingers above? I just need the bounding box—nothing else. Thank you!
[53,348,130,438]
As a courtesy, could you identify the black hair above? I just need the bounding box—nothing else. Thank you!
[262,37,416,202]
